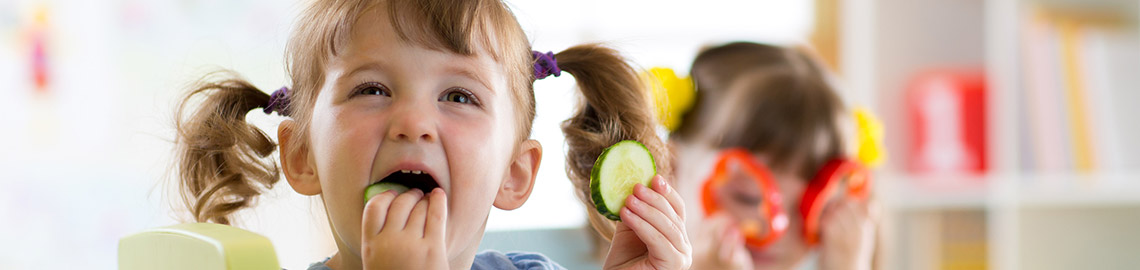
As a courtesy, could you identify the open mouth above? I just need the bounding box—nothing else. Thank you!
[378,170,440,193]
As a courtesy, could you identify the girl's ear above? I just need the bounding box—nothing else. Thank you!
[494,139,542,210]
[278,120,321,196]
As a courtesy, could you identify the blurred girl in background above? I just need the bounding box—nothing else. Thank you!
[663,42,882,270]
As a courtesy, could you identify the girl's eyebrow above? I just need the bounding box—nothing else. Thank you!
[344,62,387,80]
[444,66,494,94]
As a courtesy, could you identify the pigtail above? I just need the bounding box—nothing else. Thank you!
[557,44,673,241]
[174,71,282,225]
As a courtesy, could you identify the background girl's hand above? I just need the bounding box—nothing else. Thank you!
[817,198,876,270]
[361,188,449,270]
[690,213,753,270]
[603,175,693,270]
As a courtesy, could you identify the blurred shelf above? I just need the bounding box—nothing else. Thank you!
[849,0,1140,269]
[1031,0,1140,10]
[1017,173,1140,208]
[877,172,1140,211]
[878,173,992,211]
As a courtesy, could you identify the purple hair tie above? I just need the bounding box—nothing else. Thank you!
[264,86,290,116]
[532,51,561,80]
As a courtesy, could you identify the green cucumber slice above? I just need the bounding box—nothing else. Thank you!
[590,140,657,221]
[364,182,411,202]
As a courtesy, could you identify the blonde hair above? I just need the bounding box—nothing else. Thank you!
[174,0,669,246]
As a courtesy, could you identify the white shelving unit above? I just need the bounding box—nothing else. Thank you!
[842,0,1140,269]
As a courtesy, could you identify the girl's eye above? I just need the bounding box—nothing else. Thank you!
[730,191,762,206]
[440,88,478,105]
[354,82,390,97]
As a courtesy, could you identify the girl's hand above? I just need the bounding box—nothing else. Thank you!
[362,188,449,270]
[690,213,753,270]
[603,175,693,270]
[818,198,876,270]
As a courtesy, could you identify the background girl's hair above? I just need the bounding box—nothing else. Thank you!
[690,42,795,97]
[174,71,281,225]
[676,42,846,181]
[557,44,673,242]
[718,64,845,181]
[673,42,796,142]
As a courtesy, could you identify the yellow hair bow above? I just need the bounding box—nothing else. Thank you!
[643,67,696,132]
[853,107,886,168]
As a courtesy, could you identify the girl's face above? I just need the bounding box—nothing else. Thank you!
[674,142,811,270]
[289,7,531,267]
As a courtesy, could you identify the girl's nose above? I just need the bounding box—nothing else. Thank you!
[386,99,437,143]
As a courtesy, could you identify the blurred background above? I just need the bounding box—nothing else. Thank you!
[1,0,1138,269]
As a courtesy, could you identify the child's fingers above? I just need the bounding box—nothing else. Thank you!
[853,198,871,219]
[866,198,882,221]
[821,200,847,228]
[383,189,425,231]
[626,191,686,249]
[718,225,741,262]
[822,199,861,240]
[823,199,849,221]
[638,181,692,249]
[634,184,683,227]
[424,188,448,242]
[404,198,430,234]
[619,207,682,260]
[707,212,735,228]
[838,199,864,224]
[727,231,752,270]
[363,190,398,235]
[650,175,686,220]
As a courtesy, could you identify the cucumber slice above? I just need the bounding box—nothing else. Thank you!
[364,182,411,202]
[590,140,657,221]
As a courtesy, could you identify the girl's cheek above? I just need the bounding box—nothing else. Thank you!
[442,112,500,151]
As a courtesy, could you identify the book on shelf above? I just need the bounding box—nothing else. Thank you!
[906,69,988,175]
[1018,5,1138,174]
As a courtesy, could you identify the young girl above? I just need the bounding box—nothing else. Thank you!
[667,42,880,270]
[172,0,691,269]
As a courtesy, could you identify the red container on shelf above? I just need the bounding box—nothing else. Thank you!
[906,69,987,174]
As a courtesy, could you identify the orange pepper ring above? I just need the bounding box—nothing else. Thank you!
[700,149,789,248]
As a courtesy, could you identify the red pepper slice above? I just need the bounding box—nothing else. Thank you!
[799,159,871,245]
